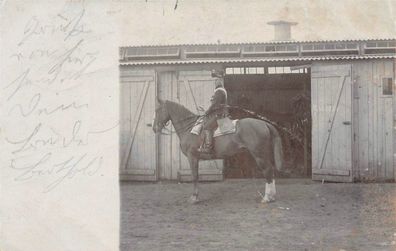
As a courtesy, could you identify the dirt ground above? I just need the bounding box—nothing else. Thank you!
[120,179,396,251]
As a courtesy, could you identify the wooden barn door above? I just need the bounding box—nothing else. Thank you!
[157,70,223,181]
[311,64,353,182]
[353,60,394,181]
[120,69,157,181]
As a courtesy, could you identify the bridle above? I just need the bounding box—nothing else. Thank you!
[154,104,199,136]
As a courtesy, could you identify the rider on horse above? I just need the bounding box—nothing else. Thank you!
[198,70,228,154]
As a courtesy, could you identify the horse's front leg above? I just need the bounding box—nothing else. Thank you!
[188,156,199,204]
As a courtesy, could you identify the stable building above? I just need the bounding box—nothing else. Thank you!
[119,37,396,183]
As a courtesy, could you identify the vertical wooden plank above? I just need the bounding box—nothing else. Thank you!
[317,65,323,171]
[311,64,320,171]
[384,97,393,180]
[311,70,318,170]
[324,70,334,170]
[129,82,144,170]
[146,80,157,176]
[333,66,341,170]
[178,78,191,179]
[383,60,394,180]
[378,61,385,179]
[171,73,181,180]
[359,61,370,180]
[158,72,171,179]
[374,61,380,179]
[334,65,342,170]
[318,70,327,169]
[335,65,343,170]
[333,65,341,170]
[352,62,359,180]
[366,62,372,179]
[364,60,369,177]
[314,64,325,171]
[119,81,131,165]
[328,65,338,169]
[157,77,165,179]
[136,84,143,170]
[338,65,346,170]
[145,82,156,172]
[315,69,321,171]
[344,66,353,171]
[341,64,351,171]
[393,59,396,181]
[368,61,375,179]
[377,61,385,179]
[303,80,309,175]
[374,61,382,179]
[311,71,320,169]
[322,71,329,170]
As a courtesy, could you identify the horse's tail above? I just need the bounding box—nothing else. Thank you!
[268,124,283,171]
[273,134,283,172]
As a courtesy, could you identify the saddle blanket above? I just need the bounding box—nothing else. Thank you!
[191,117,238,137]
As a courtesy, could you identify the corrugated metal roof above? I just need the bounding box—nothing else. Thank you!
[120,38,396,48]
[119,55,396,66]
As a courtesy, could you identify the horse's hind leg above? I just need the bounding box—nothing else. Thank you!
[251,154,276,203]
[188,155,199,204]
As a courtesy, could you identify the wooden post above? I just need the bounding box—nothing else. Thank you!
[304,122,308,176]
[303,81,309,176]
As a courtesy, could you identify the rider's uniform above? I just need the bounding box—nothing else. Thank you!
[203,87,228,130]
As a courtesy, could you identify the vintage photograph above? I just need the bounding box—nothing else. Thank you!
[1,1,395,250]
[118,1,396,250]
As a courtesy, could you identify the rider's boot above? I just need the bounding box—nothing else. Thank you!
[198,130,214,154]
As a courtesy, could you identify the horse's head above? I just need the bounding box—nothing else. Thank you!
[153,98,170,133]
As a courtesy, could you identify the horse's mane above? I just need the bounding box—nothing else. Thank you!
[165,100,198,119]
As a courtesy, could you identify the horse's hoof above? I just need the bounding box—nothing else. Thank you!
[261,196,275,203]
[189,195,199,204]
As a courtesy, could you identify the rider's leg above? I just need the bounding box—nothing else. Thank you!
[204,129,214,150]
[198,116,217,153]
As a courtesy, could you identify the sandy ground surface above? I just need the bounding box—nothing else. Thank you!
[120,179,396,251]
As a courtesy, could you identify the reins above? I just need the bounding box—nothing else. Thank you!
[222,105,305,146]
[158,109,200,136]
[159,117,197,135]
[157,103,304,146]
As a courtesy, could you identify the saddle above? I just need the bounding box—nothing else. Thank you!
[191,117,238,137]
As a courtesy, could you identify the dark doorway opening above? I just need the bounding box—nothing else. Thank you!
[224,66,312,178]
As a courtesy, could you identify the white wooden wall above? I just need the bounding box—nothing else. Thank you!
[311,63,353,182]
[353,60,394,181]
[312,60,395,182]
[119,69,157,181]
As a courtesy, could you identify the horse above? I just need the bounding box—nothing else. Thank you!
[152,98,283,204]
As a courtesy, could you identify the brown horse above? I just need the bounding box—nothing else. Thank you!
[152,99,283,204]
